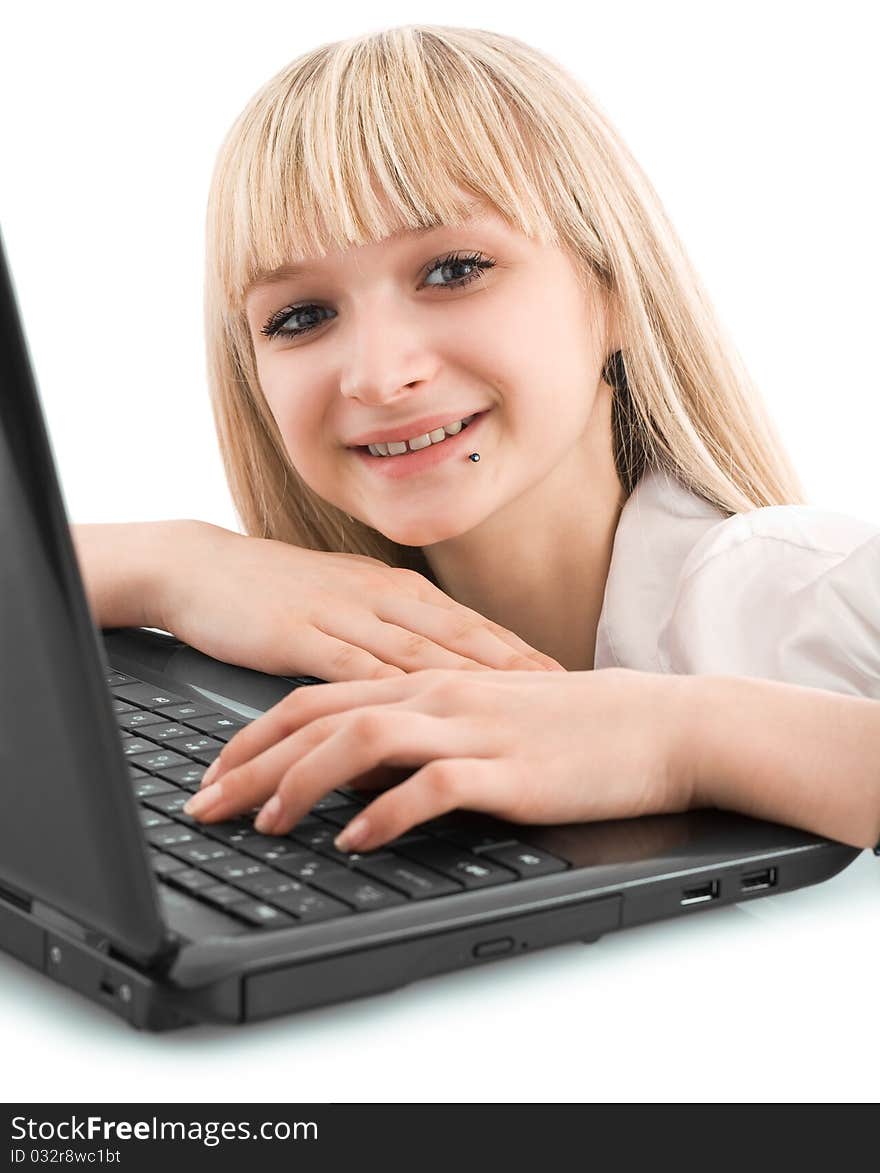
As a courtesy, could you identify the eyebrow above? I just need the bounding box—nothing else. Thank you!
[248,211,490,292]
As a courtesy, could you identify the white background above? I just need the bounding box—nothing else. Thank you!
[1,1,878,1103]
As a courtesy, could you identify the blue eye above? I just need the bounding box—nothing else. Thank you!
[421,250,495,290]
[259,250,496,341]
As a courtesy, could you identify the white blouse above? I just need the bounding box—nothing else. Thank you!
[593,467,880,699]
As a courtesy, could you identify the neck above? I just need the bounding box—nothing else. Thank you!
[423,385,626,672]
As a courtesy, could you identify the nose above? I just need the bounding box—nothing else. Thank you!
[337,293,438,406]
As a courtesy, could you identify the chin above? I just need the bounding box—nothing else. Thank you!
[380,517,469,547]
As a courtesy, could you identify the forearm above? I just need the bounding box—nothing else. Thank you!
[684,674,880,850]
[70,519,202,631]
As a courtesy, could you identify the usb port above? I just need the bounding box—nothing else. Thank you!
[680,880,719,906]
[740,867,777,893]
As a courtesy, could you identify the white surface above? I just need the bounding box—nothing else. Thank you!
[0,852,876,1103]
[1,0,878,1103]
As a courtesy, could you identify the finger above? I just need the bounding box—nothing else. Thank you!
[281,621,409,684]
[417,584,566,672]
[333,758,514,852]
[412,584,567,671]
[254,709,484,835]
[186,702,441,826]
[197,674,414,791]
[373,594,563,673]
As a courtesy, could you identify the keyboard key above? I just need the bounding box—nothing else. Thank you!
[319,832,431,866]
[135,722,194,742]
[200,855,271,883]
[133,777,177,799]
[353,856,463,900]
[112,699,140,715]
[310,791,356,813]
[236,835,310,862]
[200,883,249,909]
[121,738,163,757]
[230,873,306,900]
[165,840,238,865]
[200,819,257,846]
[164,810,203,830]
[433,827,521,853]
[153,701,226,721]
[146,824,202,849]
[227,900,297,929]
[128,748,192,773]
[317,803,373,828]
[180,714,249,739]
[112,682,189,707]
[116,711,166,731]
[166,867,217,893]
[164,733,225,760]
[287,822,402,866]
[274,850,358,880]
[138,808,173,828]
[268,887,350,922]
[395,840,518,889]
[308,869,407,911]
[480,843,570,877]
[150,852,188,875]
[281,815,329,842]
[156,762,210,789]
[141,790,192,815]
[106,671,138,688]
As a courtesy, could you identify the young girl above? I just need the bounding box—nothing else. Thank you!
[79,25,880,856]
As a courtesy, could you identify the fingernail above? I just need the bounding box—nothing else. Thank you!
[200,760,221,789]
[334,816,368,852]
[183,782,223,817]
[254,795,281,834]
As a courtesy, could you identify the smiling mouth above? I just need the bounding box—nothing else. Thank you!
[353,412,485,456]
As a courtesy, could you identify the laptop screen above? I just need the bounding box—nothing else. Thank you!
[0,227,169,963]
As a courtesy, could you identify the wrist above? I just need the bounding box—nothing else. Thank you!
[146,519,216,633]
[662,671,717,812]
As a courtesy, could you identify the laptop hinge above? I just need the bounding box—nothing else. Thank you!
[29,899,182,972]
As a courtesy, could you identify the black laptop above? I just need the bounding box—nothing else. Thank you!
[0,226,861,1031]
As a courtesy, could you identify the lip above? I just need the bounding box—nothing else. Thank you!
[346,410,485,448]
[351,410,490,479]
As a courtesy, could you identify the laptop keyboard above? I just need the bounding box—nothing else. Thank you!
[107,667,570,931]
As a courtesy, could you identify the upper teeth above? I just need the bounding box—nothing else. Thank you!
[367,415,476,457]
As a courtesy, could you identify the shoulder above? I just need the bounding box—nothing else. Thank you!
[659,500,880,696]
[675,500,880,586]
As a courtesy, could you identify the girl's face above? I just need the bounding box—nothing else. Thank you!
[244,196,617,550]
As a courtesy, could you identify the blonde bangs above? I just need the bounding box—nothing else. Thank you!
[206,28,590,314]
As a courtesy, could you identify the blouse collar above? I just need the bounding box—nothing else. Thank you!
[594,467,728,670]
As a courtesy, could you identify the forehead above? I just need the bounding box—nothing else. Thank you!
[245,201,509,296]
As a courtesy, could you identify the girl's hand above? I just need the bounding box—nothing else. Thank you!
[183,667,697,851]
[159,522,565,680]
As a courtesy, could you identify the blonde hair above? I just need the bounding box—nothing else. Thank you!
[203,24,805,583]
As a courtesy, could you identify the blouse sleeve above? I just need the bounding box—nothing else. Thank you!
[656,509,880,700]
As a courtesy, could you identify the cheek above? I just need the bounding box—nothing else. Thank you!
[257,358,314,438]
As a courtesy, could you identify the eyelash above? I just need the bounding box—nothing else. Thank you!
[258,250,496,341]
